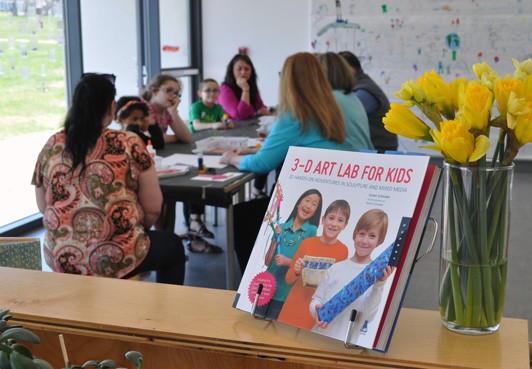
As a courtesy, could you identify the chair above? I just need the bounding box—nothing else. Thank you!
[0,237,42,270]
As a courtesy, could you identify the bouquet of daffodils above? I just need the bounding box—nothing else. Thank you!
[383,59,531,331]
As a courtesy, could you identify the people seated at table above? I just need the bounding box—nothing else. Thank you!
[32,73,186,284]
[338,51,398,152]
[218,53,270,121]
[189,78,233,132]
[220,51,367,173]
[141,74,192,144]
[218,53,271,198]
[316,52,374,151]
[115,96,164,150]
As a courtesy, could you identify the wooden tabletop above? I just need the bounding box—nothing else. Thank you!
[1,267,529,369]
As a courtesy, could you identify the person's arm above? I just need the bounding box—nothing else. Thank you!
[137,165,163,229]
[164,95,192,143]
[354,89,380,115]
[238,115,300,173]
[218,85,256,120]
[192,119,226,131]
[255,90,270,116]
[35,185,46,213]
[147,123,165,150]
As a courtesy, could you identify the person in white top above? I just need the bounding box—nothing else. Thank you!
[309,209,395,344]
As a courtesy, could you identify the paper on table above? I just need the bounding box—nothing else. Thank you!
[162,153,227,169]
[191,172,244,182]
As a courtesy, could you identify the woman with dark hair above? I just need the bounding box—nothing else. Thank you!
[218,53,270,120]
[32,73,186,284]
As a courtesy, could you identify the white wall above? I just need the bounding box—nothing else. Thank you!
[202,0,310,107]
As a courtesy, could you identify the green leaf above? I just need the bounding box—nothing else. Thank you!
[10,351,38,369]
[0,310,10,320]
[0,328,40,344]
[0,350,12,369]
[11,344,33,359]
[99,359,117,368]
[33,358,54,369]
[125,351,143,367]
[81,360,99,368]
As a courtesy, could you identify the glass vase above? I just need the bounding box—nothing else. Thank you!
[439,162,514,334]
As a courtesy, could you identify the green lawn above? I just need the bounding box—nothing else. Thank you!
[0,10,66,140]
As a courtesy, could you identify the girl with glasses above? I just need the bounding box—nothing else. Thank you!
[141,74,192,144]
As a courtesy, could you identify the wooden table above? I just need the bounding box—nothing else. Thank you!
[156,120,259,289]
[2,267,529,369]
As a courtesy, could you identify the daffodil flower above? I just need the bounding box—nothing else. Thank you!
[494,77,524,115]
[457,81,493,132]
[382,103,432,141]
[394,79,425,105]
[419,71,455,119]
[513,102,532,147]
[473,61,499,88]
[430,119,490,164]
[512,58,532,81]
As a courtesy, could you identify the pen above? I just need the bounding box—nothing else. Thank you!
[251,283,263,315]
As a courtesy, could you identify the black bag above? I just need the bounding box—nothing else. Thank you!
[233,197,270,273]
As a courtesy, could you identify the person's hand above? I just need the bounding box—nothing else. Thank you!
[220,150,237,164]
[226,121,235,129]
[236,77,249,91]
[274,224,282,235]
[314,304,329,329]
[213,122,227,130]
[274,254,290,266]
[168,95,181,112]
[294,257,305,275]
[258,107,270,116]
[379,265,396,282]
[234,147,258,155]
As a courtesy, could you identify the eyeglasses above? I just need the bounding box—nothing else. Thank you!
[203,88,220,94]
[81,73,116,85]
[161,87,181,97]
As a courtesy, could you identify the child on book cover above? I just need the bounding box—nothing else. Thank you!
[277,200,351,329]
[255,188,323,320]
[309,209,395,343]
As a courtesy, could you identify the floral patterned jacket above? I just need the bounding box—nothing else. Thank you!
[32,129,153,278]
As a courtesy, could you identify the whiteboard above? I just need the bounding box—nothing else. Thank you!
[311,0,532,159]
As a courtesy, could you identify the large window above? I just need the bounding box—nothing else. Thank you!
[0,0,202,234]
[0,0,66,230]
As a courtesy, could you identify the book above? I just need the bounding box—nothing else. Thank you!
[232,146,441,353]
[157,165,189,178]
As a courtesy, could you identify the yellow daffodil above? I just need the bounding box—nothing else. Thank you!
[494,77,524,115]
[513,58,532,81]
[430,119,490,164]
[449,77,467,112]
[513,102,532,147]
[394,79,425,105]
[420,71,455,119]
[506,91,531,129]
[382,103,432,141]
[457,81,493,132]
[473,61,499,89]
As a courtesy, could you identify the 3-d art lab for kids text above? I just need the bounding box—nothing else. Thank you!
[287,157,414,195]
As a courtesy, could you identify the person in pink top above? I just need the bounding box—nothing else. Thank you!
[217,54,270,121]
[218,53,272,198]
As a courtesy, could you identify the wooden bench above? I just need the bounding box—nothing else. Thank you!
[1,267,529,369]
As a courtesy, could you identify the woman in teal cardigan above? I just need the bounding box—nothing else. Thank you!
[220,52,372,172]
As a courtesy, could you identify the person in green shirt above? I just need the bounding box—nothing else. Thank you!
[189,78,233,132]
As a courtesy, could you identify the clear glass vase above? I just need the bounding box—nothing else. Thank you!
[439,162,514,334]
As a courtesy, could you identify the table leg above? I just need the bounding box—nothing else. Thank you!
[225,203,235,290]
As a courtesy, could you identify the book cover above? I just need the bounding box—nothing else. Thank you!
[233,146,439,352]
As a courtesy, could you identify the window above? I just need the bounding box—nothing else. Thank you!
[0,0,202,234]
